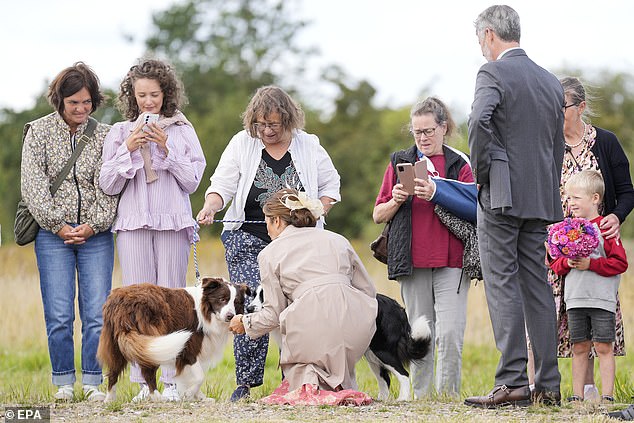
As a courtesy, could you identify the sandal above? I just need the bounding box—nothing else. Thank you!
[566,395,582,402]
[602,395,615,403]
[607,404,634,421]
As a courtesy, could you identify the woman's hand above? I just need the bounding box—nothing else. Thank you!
[57,224,94,245]
[144,123,169,155]
[229,314,245,335]
[125,125,148,153]
[414,178,435,201]
[197,193,223,225]
[600,213,620,239]
[391,184,409,205]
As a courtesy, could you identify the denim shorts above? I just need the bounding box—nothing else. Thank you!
[567,307,616,343]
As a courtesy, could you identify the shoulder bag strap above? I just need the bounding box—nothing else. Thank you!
[49,117,98,196]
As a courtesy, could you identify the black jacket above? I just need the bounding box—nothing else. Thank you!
[387,145,470,280]
[591,126,634,223]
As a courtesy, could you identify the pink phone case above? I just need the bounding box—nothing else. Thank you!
[415,159,428,181]
[396,163,415,195]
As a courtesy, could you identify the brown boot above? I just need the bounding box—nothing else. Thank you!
[464,385,531,408]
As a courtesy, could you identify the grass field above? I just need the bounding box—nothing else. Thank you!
[0,237,632,421]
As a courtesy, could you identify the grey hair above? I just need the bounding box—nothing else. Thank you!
[560,76,597,119]
[474,5,521,42]
[410,96,456,137]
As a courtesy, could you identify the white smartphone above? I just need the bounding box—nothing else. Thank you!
[414,158,428,181]
[142,113,159,131]
[396,163,415,195]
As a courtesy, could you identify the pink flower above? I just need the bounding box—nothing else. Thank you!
[547,217,600,260]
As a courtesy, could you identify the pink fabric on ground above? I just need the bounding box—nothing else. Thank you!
[260,379,373,406]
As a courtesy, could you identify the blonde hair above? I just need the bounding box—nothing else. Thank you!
[263,188,317,228]
[565,170,605,201]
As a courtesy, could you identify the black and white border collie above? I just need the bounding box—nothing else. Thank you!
[97,277,250,402]
[248,286,431,401]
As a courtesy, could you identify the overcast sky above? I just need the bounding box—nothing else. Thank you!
[1,0,632,118]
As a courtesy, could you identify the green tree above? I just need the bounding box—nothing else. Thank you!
[142,0,314,234]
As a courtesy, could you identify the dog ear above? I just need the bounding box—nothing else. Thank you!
[201,277,224,290]
[240,283,252,298]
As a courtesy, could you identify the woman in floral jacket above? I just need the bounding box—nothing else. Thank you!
[20,62,118,401]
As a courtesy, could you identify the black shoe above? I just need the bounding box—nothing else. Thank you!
[230,385,250,402]
[531,389,561,406]
[608,404,634,421]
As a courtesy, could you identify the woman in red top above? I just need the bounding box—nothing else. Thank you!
[373,97,476,398]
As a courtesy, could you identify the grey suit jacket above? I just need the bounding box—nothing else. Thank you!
[468,48,565,222]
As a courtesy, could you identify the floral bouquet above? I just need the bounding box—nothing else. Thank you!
[547,217,600,259]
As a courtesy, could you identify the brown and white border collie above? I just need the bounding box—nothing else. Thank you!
[97,277,249,402]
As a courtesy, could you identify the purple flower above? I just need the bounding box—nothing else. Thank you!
[547,217,600,259]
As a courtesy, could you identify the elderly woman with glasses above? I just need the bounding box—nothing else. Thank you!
[526,76,634,401]
[372,96,477,398]
[197,85,340,401]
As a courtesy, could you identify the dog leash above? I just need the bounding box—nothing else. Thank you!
[193,223,202,287]
[192,219,265,288]
[212,219,265,224]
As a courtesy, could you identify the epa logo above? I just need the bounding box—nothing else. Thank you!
[5,407,50,422]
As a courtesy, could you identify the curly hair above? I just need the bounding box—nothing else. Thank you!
[241,86,305,137]
[263,188,317,228]
[48,62,104,115]
[117,58,187,121]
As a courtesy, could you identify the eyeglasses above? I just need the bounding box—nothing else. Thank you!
[410,126,439,138]
[254,122,282,131]
[563,103,579,111]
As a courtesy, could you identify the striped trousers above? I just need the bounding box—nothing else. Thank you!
[116,228,190,384]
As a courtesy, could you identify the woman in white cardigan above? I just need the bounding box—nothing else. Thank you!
[197,85,340,401]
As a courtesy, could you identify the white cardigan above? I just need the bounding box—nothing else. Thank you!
[205,129,341,231]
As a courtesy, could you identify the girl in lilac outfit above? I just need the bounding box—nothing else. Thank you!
[99,58,206,401]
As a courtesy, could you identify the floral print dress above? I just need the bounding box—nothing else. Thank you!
[551,123,625,357]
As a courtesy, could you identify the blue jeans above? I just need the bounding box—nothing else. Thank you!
[35,228,114,386]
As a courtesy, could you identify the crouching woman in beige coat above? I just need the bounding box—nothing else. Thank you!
[229,188,378,405]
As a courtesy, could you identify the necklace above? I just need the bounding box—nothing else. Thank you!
[566,122,586,149]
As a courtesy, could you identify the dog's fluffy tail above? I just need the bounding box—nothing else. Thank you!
[117,330,192,368]
[406,315,432,361]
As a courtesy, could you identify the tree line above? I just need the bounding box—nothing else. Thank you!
[1,0,633,243]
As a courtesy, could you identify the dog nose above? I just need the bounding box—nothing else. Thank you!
[226,312,235,322]
[246,305,255,313]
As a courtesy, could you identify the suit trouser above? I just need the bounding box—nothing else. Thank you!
[477,198,561,391]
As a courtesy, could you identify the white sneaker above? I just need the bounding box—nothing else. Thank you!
[132,383,151,402]
[584,384,600,402]
[83,384,106,402]
[162,383,180,401]
[54,384,74,401]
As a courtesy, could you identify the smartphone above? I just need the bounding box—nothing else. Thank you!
[414,158,428,181]
[396,163,415,195]
[142,113,159,131]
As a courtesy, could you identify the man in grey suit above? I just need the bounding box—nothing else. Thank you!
[464,5,564,408]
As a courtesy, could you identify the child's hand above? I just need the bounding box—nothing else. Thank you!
[568,257,591,270]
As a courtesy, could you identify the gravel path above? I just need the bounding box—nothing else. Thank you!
[31,398,625,422]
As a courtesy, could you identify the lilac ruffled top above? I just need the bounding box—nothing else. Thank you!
[99,114,206,243]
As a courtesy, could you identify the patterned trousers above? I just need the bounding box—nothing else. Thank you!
[222,230,270,387]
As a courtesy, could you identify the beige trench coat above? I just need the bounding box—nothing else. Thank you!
[245,225,378,391]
